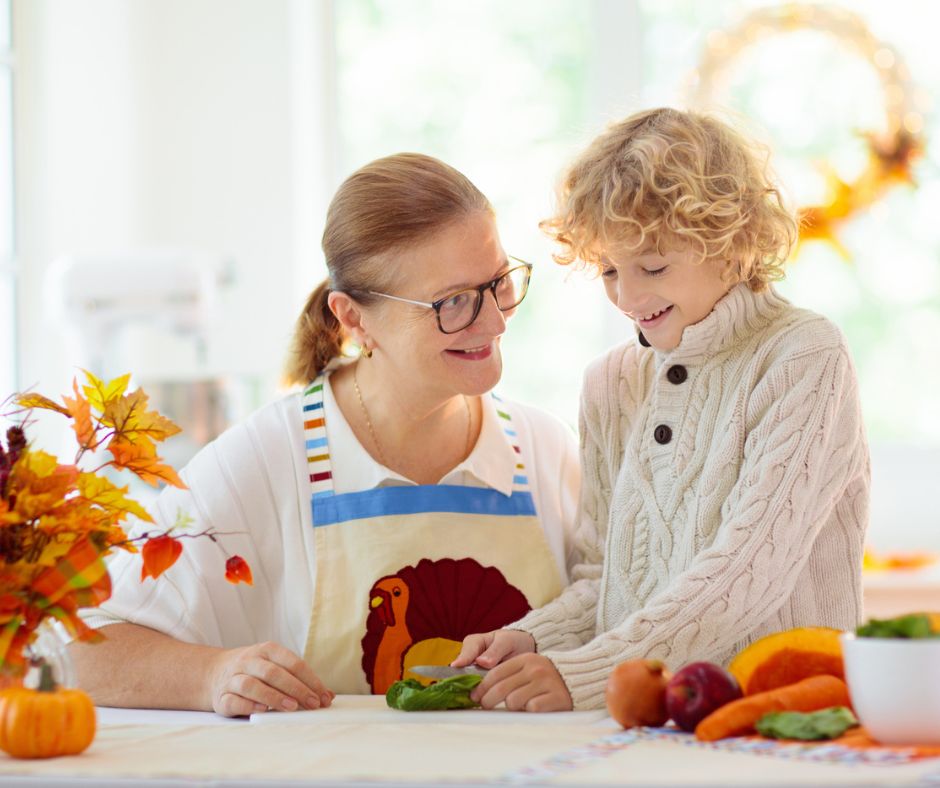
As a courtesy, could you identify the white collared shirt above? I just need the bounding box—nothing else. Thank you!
[322,376,577,578]
[325,375,516,497]
[81,382,580,655]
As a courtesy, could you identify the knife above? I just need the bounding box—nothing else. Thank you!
[409,664,489,679]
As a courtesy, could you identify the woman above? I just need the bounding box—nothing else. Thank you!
[71,153,579,717]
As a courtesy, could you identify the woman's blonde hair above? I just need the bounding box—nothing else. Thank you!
[286,153,492,385]
[541,108,797,290]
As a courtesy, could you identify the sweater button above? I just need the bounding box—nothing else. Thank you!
[654,424,672,445]
[667,365,687,384]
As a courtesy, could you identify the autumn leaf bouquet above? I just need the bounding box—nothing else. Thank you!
[0,371,252,677]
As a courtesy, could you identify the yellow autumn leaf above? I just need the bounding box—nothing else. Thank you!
[6,451,80,520]
[116,541,139,554]
[62,379,99,450]
[14,392,70,416]
[77,472,154,523]
[39,505,112,539]
[14,449,61,479]
[81,369,131,413]
[103,388,181,444]
[0,507,21,525]
[36,532,78,567]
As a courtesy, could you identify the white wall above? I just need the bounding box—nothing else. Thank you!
[13,0,334,447]
[868,445,940,552]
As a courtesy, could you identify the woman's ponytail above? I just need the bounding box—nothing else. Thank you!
[285,278,344,385]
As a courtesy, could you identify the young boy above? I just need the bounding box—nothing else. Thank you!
[454,108,870,711]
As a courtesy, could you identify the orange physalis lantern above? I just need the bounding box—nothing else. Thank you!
[225,555,253,586]
[140,535,183,581]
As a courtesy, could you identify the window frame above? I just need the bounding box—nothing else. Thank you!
[0,0,15,398]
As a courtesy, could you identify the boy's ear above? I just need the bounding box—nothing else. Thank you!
[717,257,741,284]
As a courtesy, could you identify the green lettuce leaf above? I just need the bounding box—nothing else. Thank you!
[386,675,483,711]
[756,706,859,741]
[856,613,938,639]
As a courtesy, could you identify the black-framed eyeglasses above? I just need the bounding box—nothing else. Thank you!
[368,258,533,334]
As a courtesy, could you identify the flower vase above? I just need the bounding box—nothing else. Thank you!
[0,620,75,691]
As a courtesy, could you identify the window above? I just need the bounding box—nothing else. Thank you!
[639,0,940,444]
[334,0,615,425]
[334,1,940,551]
[0,0,13,399]
[638,0,940,551]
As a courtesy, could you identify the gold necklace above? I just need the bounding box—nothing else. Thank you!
[353,364,473,469]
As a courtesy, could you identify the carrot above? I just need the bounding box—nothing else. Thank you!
[694,675,852,742]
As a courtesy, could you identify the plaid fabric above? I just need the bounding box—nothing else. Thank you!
[0,539,112,668]
[33,538,111,607]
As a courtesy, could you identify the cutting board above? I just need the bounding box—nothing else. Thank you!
[249,694,612,726]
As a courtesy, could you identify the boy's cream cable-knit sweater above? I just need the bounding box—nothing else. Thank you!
[511,284,870,710]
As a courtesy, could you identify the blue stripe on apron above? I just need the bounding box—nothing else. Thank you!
[312,484,537,527]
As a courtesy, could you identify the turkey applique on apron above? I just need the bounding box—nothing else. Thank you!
[300,374,563,695]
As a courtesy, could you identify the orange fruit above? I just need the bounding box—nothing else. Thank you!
[728,627,843,696]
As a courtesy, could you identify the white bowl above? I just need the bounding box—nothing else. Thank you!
[840,632,940,745]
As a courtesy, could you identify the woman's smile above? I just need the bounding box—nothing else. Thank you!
[445,342,495,361]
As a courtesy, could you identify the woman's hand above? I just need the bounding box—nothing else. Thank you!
[470,653,573,712]
[451,628,536,671]
[207,641,334,717]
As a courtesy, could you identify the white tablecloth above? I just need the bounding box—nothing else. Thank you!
[0,696,936,786]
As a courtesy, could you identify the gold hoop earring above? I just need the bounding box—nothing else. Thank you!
[360,345,373,359]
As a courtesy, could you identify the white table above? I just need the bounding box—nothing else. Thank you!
[0,696,937,786]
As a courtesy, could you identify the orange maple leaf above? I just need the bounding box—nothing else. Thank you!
[108,439,186,489]
[14,393,70,416]
[140,535,182,581]
[225,555,253,586]
[103,389,181,445]
[62,379,99,450]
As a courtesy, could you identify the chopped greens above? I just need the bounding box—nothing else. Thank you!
[856,613,939,639]
[756,706,859,741]
[386,674,483,711]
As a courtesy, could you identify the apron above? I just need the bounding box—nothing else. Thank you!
[300,374,563,695]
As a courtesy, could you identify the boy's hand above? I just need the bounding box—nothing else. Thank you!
[451,629,536,670]
[470,653,573,712]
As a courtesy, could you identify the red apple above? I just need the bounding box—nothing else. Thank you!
[665,661,743,732]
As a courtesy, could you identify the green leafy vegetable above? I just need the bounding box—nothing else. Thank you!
[386,675,483,711]
[755,706,859,741]
[856,613,938,639]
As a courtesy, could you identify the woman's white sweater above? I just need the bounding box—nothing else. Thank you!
[511,283,870,710]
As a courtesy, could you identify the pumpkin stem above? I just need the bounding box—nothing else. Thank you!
[37,662,57,692]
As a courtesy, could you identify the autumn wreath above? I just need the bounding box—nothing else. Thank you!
[687,3,925,257]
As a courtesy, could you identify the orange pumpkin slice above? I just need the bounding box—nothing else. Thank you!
[728,627,843,696]
[926,612,940,633]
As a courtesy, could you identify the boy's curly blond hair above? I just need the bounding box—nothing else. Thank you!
[541,108,798,291]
